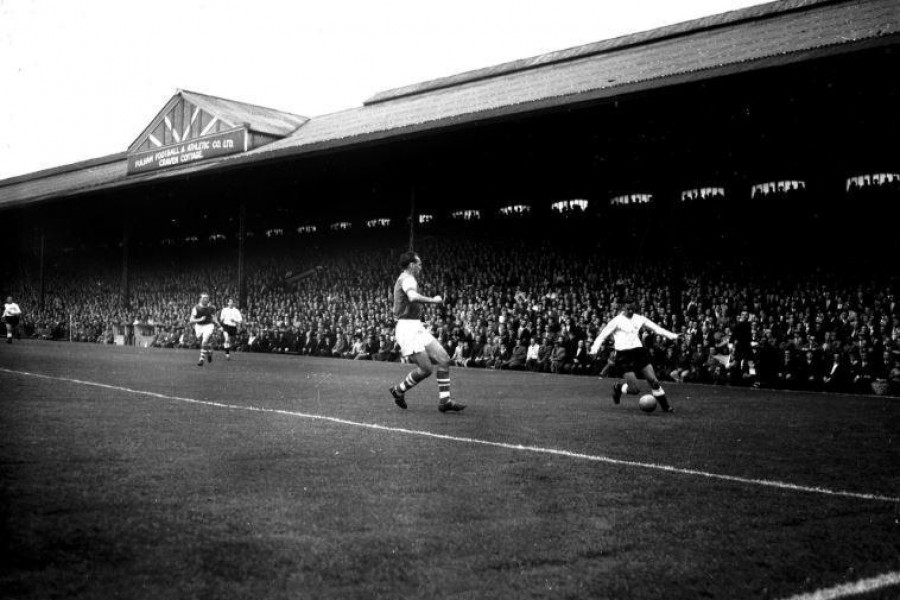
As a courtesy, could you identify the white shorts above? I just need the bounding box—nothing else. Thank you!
[194,323,215,341]
[395,319,436,357]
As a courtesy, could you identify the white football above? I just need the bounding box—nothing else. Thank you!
[639,394,657,413]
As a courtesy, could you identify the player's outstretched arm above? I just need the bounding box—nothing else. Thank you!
[644,317,679,341]
[591,321,615,354]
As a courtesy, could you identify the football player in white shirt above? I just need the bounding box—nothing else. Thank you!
[590,296,682,412]
[3,296,22,344]
[219,298,243,360]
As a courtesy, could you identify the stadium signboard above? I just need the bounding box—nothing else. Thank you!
[127,127,247,174]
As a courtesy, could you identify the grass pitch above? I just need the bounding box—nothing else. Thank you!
[1,341,898,599]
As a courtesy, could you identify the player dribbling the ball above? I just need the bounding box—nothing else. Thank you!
[590,296,681,413]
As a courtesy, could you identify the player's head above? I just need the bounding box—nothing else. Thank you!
[227,298,235,307]
[199,293,210,305]
[398,251,421,274]
[5,296,11,303]
[621,296,635,317]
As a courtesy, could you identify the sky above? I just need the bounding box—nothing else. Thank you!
[0,0,765,181]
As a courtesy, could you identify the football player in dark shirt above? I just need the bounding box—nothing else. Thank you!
[389,251,465,413]
[189,293,220,366]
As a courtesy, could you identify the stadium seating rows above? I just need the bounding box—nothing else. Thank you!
[5,200,899,397]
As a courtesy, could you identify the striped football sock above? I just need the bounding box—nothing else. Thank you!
[398,372,420,393]
[437,372,450,403]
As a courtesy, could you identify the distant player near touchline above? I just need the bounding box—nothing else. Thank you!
[389,251,465,413]
[219,298,243,360]
[189,293,220,366]
[590,296,682,413]
[3,296,22,344]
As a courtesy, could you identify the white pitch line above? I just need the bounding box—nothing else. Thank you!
[778,570,900,600]
[2,367,899,504]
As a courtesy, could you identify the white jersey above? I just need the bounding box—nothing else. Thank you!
[3,302,22,318]
[220,307,243,327]
[591,313,676,353]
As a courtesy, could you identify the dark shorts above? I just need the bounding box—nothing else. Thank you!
[4,315,19,327]
[222,324,237,337]
[615,347,652,373]
[732,344,753,362]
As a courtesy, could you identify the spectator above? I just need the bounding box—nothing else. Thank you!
[501,338,528,370]
[492,342,511,370]
[332,333,348,358]
[351,336,369,360]
[550,336,568,374]
[887,357,900,396]
[705,346,729,385]
[569,339,590,375]
[800,350,822,391]
[822,352,850,393]
[313,333,330,356]
[525,337,541,372]
[472,336,497,369]
[537,336,554,373]
[849,354,874,394]
[369,335,389,361]
[451,340,473,367]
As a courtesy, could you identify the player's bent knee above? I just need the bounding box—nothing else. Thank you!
[418,362,434,377]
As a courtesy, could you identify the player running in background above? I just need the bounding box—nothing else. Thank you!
[3,296,22,344]
[219,298,243,360]
[389,251,465,413]
[189,293,220,366]
[590,296,681,412]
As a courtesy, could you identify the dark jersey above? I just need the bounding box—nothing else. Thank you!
[733,320,752,348]
[192,304,216,325]
[393,272,422,320]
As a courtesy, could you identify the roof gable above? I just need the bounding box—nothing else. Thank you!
[125,90,310,175]
[129,94,226,153]
[179,90,309,137]
[128,90,308,153]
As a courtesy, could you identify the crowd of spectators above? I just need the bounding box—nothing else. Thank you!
[847,173,899,196]
[3,214,899,398]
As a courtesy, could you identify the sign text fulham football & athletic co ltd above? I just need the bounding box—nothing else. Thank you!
[127,127,247,175]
